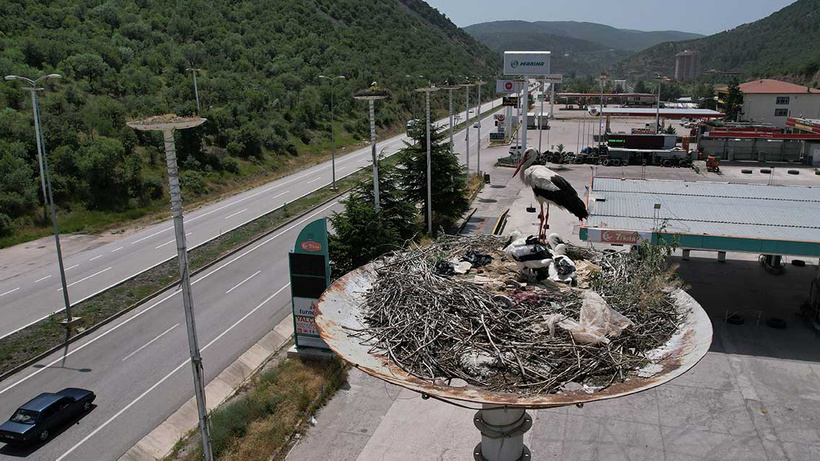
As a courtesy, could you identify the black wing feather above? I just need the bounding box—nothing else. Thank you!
[533,175,589,220]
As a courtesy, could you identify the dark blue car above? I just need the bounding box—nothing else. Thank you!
[0,388,95,445]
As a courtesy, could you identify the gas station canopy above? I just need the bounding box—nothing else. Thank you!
[581,178,820,257]
[599,108,725,119]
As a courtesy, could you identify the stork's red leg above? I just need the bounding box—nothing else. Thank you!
[538,203,545,242]
[545,203,550,231]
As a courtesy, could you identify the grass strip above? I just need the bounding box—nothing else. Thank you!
[170,356,347,461]
[0,158,396,377]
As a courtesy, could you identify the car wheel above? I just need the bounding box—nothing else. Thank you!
[83,400,92,411]
[40,430,49,442]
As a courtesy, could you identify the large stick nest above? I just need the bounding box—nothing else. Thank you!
[346,236,683,395]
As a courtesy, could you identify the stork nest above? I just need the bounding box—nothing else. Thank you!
[345,235,683,395]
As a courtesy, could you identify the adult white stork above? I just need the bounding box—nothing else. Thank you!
[512,148,588,242]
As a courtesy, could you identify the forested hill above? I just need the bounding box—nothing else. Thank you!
[611,0,820,82]
[0,0,499,242]
[465,20,700,76]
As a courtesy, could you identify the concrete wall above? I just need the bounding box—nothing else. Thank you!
[700,137,806,162]
[743,93,820,127]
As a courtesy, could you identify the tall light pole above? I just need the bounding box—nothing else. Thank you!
[186,68,201,114]
[597,71,608,150]
[319,75,345,190]
[441,82,460,155]
[405,74,424,123]
[521,75,529,151]
[474,80,486,176]
[654,75,668,134]
[5,74,74,329]
[538,77,545,153]
[354,86,389,210]
[127,115,212,461]
[461,81,475,174]
[416,85,439,235]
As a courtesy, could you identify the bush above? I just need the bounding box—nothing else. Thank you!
[0,213,13,237]
[179,170,208,197]
[141,174,164,200]
[221,156,240,174]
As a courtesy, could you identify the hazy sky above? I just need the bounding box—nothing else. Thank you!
[425,0,796,35]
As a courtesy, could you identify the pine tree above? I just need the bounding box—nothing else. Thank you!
[398,123,468,231]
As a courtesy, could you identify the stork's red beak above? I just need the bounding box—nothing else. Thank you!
[512,157,524,177]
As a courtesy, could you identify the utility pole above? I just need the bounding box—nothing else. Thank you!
[127,115,212,461]
[354,86,389,210]
[441,82,461,155]
[597,71,607,150]
[654,75,667,134]
[538,77,545,153]
[186,68,202,114]
[319,75,346,190]
[416,85,439,235]
[522,75,529,151]
[475,80,486,176]
[461,81,475,174]
[5,74,74,330]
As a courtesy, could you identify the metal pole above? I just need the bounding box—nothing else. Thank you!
[192,70,201,115]
[30,89,72,326]
[425,91,432,235]
[476,83,482,176]
[330,87,336,190]
[599,79,604,150]
[449,89,454,154]
[465,86,470,175]
[522,75,529,151]
[656,81,661,134]
[369,99,380,210]
[538,78,544,152]
[550,81,555,118]
[162,129,213,461]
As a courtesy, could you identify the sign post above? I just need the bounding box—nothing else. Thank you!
[289,218,332,354]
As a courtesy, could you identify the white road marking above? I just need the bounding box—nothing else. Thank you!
[121,324,179,362]
[338,167,346,172]
[35,275,52,283]
[58,267,113,291]
[272,190,289,199]
[2,202,338,394]
[111,246,124,253]
[306,177,322,184]
[223,208,248,220]
[65,264,79,271]
[155,233,191,250]
[89,255,103,262]
[130,227,173,245]
[225,270,261,294]
[0,287,20,297]
[54,285,289,461]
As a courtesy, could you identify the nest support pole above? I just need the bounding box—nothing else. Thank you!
[473,405,533,461]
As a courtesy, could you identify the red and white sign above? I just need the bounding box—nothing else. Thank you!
[494,114,506,122]
[496,79,523,94]
[295,315,319,336]
[300,241,322,252]
[601,230,641,244]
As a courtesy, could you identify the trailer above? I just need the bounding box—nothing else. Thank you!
[603,146,691,167]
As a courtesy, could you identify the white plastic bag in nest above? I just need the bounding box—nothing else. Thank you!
[557,291,633,344]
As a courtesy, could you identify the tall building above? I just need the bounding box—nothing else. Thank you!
[675,50,699,81]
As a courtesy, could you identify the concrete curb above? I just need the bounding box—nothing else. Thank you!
[0,188,347,384]
[119,315,295,461]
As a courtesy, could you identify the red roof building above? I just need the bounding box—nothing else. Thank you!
[718,79,820,126]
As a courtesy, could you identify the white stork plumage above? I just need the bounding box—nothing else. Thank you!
[513,148,589,242]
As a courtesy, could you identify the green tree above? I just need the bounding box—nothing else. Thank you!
[723,78,744,121]
[0,152,38,218]
[692,82,716,109]
[398,125,468,231]
[634,80,648,94]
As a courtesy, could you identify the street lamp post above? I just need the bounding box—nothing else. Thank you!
[474,80,486,176]
[654,75,667,134]
[5,74,74,328]
[319,75,346,190]
[461,82,475,174]
[441,82,461,155]
[416,85,440,235]
[354,86,389,210]
[127,115,213,461]
[597,71,608,150]
[186,68,202,115]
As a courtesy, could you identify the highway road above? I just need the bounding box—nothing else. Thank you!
[0,106,505,461]
[0,98,501,341]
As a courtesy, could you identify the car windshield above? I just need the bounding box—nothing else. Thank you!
[10,409,39,424]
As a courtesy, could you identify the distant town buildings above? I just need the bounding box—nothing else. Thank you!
[674,50,699,82]
[718,79,820,126]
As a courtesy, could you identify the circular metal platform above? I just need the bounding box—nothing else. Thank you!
[315,263,712,409]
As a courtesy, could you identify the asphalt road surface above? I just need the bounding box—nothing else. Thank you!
[0,98,501,341]
[0,106,504,461]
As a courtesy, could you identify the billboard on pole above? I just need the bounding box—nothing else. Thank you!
[503,51,551,76]
[545,74,563,84]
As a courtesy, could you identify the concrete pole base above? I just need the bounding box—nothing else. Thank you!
[473,405,533,461]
